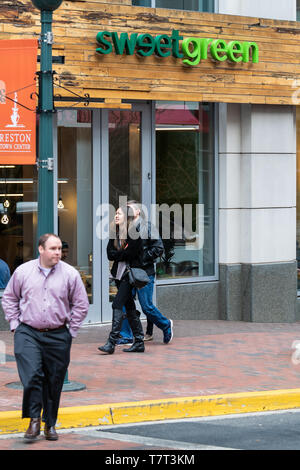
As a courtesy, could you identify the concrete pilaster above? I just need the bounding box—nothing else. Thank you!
[219,102,297,322]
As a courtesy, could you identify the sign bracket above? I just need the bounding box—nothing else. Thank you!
[36,158,54,171]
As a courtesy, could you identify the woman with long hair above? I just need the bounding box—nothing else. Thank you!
[98,205,145,354]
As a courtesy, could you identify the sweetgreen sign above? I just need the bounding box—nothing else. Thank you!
[96,29,259,66]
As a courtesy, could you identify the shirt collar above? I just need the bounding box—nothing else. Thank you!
[37,257,59,272]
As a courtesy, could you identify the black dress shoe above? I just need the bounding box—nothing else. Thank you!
[44,424,58,441]
[24,418,41,441]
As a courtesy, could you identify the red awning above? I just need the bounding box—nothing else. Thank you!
[155,108,209,132]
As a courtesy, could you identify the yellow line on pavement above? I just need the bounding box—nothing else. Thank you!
[1,389,300,434]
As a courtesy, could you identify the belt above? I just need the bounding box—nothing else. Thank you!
[22,323,66,333]
[36,325,66,332]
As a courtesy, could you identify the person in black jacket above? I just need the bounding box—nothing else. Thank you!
[98,205,145,354]
[127,201,173,344]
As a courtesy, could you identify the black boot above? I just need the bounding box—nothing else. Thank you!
[98,308,124,354]
[98,339,115,354]
[123,341,145,353]
[123,310,145,353]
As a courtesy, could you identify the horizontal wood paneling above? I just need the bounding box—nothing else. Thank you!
[1,1,300,105]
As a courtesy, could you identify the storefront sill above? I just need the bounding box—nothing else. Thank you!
[156,277,219,287]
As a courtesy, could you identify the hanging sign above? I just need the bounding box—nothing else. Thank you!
[0,39,38,165]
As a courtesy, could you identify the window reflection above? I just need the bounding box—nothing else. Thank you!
[132,0,214,11]
[155,101,215,280]
[108,110,142,302]
[132,0,151,5]
[57,110,93,303]
[109,110,142,208]
[297,107,300,292]
[0,164,37,282]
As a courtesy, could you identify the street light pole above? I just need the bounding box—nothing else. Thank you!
[29,0,86,392]
[31,0,63,239]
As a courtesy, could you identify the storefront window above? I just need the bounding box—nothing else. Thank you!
[132,0,151,5]
[57,110,93,303]
[132,0,214,11]
[0,164,38,285]
[155,102,215,280]
[108,110,142,302]
[109,110,142,208]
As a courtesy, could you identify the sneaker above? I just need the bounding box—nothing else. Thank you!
[163,319,173,344]
[144,334,153,342]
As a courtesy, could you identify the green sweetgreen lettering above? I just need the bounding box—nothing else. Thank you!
[210,39,228,61]
[227,40,243,62]
[171,30,184,58]
[137,34,155,56]
[112,32,138,55]
[182,37,202,66]
[200,38,213,60]
[242,41,259,63]
[155,34,172,57]
[96,31,113,54]
[95,30,259,67]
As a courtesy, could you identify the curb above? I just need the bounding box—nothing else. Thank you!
[1,388,300,434]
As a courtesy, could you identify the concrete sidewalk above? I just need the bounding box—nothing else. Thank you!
[1,320,300,434]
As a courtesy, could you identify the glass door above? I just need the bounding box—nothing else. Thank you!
[55,109,96,322]
[55,104,152,324]
[100,103,152,322]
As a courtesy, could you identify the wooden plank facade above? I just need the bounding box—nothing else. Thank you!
[1,0,300,105]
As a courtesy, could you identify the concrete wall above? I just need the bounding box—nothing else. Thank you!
[156,282,219,320]
[218,102,297,322]
[219,104,296,266]
[218,0,296,21]
[215,0,298,323]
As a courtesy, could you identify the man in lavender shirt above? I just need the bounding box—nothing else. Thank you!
[1,233,89,442]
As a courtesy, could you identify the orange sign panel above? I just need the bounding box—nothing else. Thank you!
[0,39,38,165]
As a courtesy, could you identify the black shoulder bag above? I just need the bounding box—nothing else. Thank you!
[127,266,150,289]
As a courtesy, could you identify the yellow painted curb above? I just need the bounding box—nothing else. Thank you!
[1,389,300,434]
[109,389,300,424]
[0,405,113,434]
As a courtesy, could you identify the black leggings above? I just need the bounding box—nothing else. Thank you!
[112,274,135,312]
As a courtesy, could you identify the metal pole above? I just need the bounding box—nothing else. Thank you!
[30,0,85,393]
[37,9,55,238]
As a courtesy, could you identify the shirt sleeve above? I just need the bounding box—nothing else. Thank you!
[68,271,90,337]
[1,270,22,331]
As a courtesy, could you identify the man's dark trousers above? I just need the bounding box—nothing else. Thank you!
[14,323,72,427]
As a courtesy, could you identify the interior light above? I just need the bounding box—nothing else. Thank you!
[3,198,10,208]
[57,196,64,209]
[0,193,24,197]
[1,213,9,225]
[156,126,199,131]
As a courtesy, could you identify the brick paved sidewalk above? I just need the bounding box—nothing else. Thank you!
[1,320,300,414]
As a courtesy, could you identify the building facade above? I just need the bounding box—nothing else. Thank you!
[0,0,299,328]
